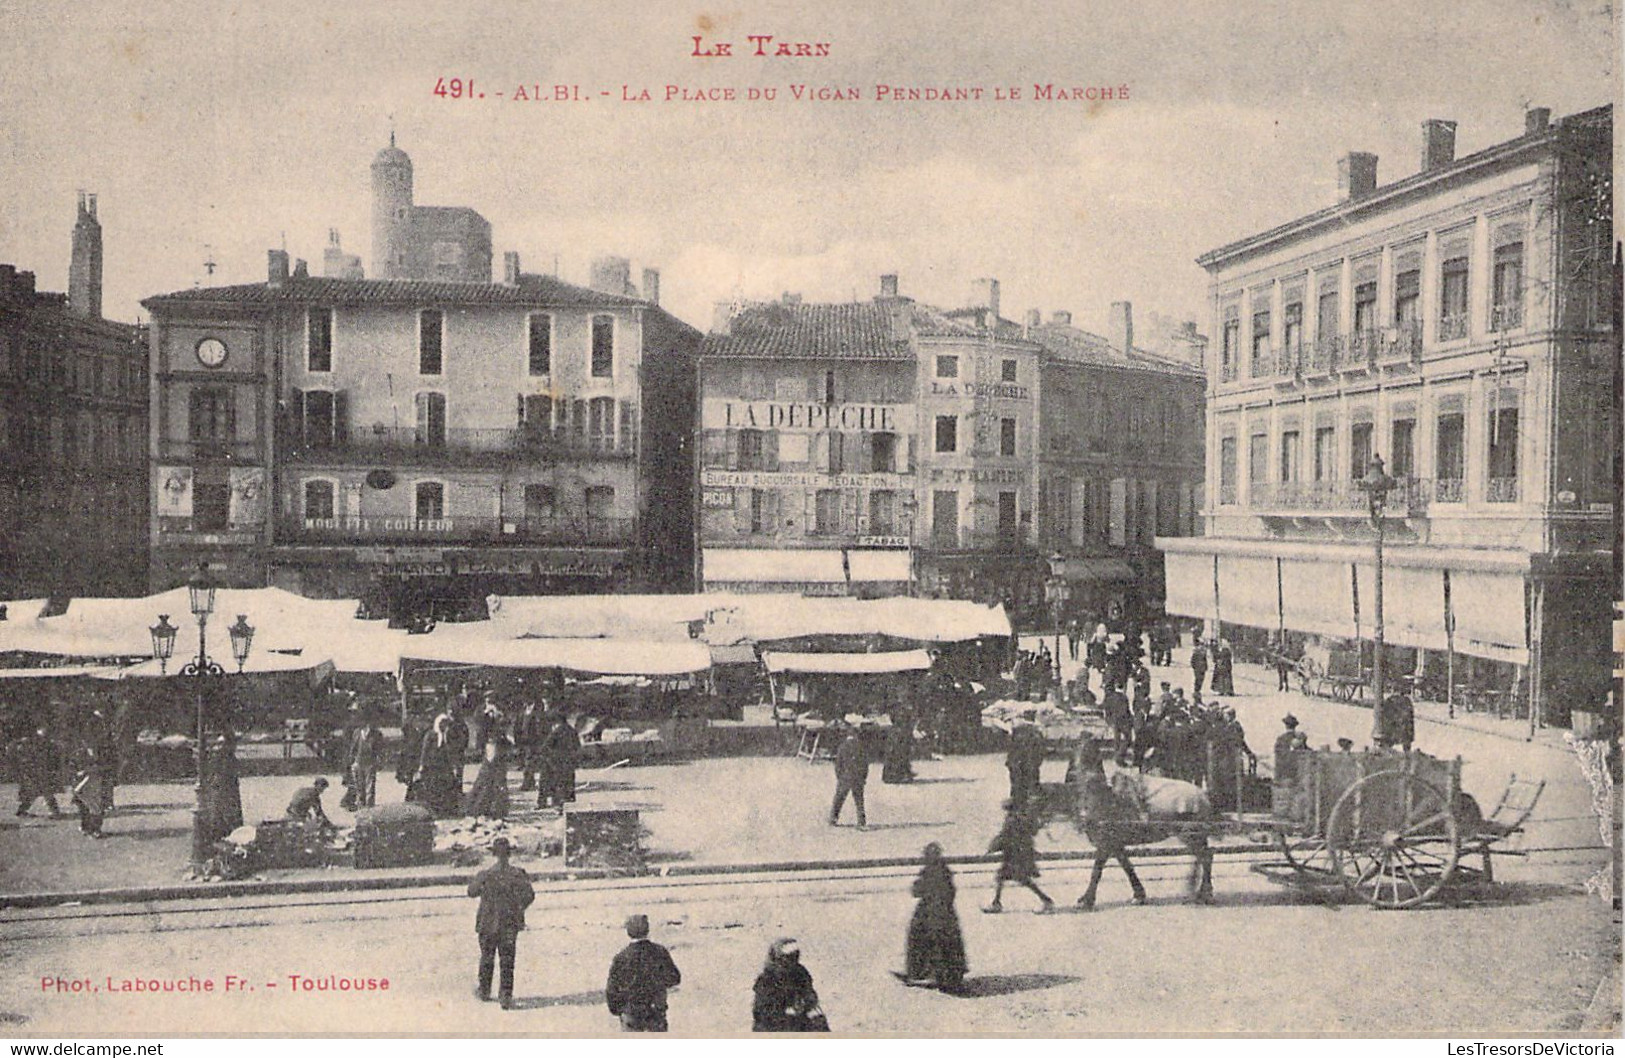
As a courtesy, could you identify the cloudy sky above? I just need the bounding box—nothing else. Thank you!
[0,0,1614,336]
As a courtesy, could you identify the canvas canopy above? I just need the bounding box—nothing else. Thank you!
[98,653,337,681]
[761,650,934,675]
[402,632,711,676]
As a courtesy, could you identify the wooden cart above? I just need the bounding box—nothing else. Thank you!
[1293,644,1369,703]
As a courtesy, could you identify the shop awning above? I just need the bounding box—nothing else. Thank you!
[1451,568,1529,664]
[0,665,116,680]
[709,643,759,665]
[403,633,712,676]
[703,549,846,584]
[1056,558,1136,583]
[846,550,911,583]
[1218,554,1279,628]
[1351,564,1448,652]
[1280,558,1357,640]
[762,650,934,675]
[1164,551,1215,621]
[99,653,336,680]
[487,594,715,641]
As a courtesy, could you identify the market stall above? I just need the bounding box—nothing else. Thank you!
[761,649,934,761]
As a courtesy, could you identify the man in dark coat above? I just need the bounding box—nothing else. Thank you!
[752,938,826,1032]
[467,836,535,1009]
[829,727,870,827]
[515,702,546,792]
[1005,723,1044,806]
[1190,642,1210,696]
[87,708,117,812]
[12,727,64,817]
[285,777,334,826]
[347,717,384,809]
[606,913,682,1031]
[537,712,579,810]
[1376,690,1416,752]
[1212,641,1236,696]
[983,800,1054,913]
[1273,714,1306,785]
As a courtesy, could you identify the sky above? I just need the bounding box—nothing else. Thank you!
[0,0,1616,337]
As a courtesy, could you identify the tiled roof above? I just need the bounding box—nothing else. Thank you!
[702,301,912,360]
[930,306,1032,341]
[142,273,647,310]
[1032,327,1205,377]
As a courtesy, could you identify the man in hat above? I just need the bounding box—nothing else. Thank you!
[1189,641,1209,697]
[12,726,65,818]
[467,837,535,1009]
[606,913,682,1031]
[1273,714,1307,786]
[346,710,384,810]
[285,777,334,827]
[829,725,870,828]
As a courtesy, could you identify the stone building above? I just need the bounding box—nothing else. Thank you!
[0,194,148,597]
[1161,105,1617,726]
[369,137,493,283]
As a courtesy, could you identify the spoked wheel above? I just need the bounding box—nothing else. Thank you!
[1327,770,1459,909]
[1277,832,1336,876]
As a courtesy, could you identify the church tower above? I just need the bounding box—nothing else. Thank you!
[69,191,102,318]
[370,134,413,279]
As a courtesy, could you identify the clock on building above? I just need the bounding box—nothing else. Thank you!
[195,337,228,368]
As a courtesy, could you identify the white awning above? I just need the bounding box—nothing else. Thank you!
[1451,568,1529,665]
[1367,565,1449,652]
[1281,558,1357,640]
[403,632,712,676]
[1217,554,1278,628]
[846,550,911,583]
[101,654,336,680]
[762,649,934,675]
[1164,551,1215,620]
[704,549,846,584]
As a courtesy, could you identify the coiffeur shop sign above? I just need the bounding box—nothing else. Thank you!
[701,399,911,432]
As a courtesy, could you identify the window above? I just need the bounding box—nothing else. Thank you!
[588,396,616,448]
[1435,411,1465,499]
[935,415,957,453]
[1283,302,1303,356]
[528,314,552,375]
[1394,268,1420,326]
[590,315,614,378]
[1250,310,1270,375]
[935,355,959,379]
[814,489,841,535]
[419,309,444,375]
[523,484,555,520]
[998,491,1018,544]
[1439,255,1469,338]
[749,489,777,534]
[1487,406,1519,501]
[1492,242,1523,329]
[1313,426,1336,482]
[414,482,444,522]
[1219,436,1237,504]
[1349,421,1373,479]
[932,490,959,544]
[1353,281,1377,334]
[1248,433,1269,488]
[1000,417,1016,457]
[308,309,333,372]
[1220,310,1239,380]
[432,242,464,274]
[188,387,235,444]
[1389,418,1415,477]
[1280,429,1301,483]
[194,483,229,531]
[871,432,898,473]
[415,391,446,448]
[824,370,836,404]
[869,490,896,534]
[1316,289,1340,342]
[1001,359,1017,382]
[586,485,615,520]
[738,428,766,471]
[303,480,335,522]
[302,389,346,448]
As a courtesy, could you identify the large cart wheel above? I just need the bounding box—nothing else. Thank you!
[1327,770,1459,909]
[1277,832,1335,876]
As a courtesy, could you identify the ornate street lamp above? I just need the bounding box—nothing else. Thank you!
[227,615,255,674]
[1357,454,1398,743]
[1046,551,1068,685]
[149,614,178,675]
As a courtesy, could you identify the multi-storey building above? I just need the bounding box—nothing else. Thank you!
[0,194,148,598]
[1162,105,1617,726]
[369,137,492,283]
[697,276,1047,614]
[142,247,698,618]
[1032,301,1206,624]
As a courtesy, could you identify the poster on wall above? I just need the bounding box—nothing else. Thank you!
[155,465,193,518]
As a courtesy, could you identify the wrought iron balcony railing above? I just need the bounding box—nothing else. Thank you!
[1485,477,1520,503]
[1434,477,1465,503]
[158,438,262,463]
[283,425,636,463]
[1438,314,1469,342]
[1246,478,1431,517]
[1490,303,1524,331]
[1380,320,1423,364]
[1305,335,1342,376]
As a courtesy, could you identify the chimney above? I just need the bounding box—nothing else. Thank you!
[503,251,522,285]
[69,190,103,319]
[268,249,290,286]
[292,258,309,279]
[1109,300,1134,357]
[972,278,1000,324]
[1181,320,1199,338]
[1526,106,1551,135]
[1420,119,1457,172]
[641,267,660,306]
[589,256,632,295]
[1024,308,1041,332]
[17,270,35,295]
[886,298,912,341]
[1337,151,1379,201]
[1050,310,1072,327]
[711,301,736,336]
[879,273,899,299]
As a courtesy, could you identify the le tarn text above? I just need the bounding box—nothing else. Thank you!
[691,33,831,58]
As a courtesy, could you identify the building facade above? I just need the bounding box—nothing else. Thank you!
[370,138,493,283]
[1162,105,1617,726]
[142,250,698,619]
[1033,301,1206,625]
[0,195,148,598]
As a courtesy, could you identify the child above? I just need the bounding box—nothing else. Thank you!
[984,800,1053,914]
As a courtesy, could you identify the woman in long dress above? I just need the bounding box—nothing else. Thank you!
[461,731,511,819]
[900,842,967,993]
[881,709,915,784]
[414,714,462,818]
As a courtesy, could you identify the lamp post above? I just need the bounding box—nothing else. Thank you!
[150,564,254,869]
[1046,551,1068,686]
[1357,454,1397,743]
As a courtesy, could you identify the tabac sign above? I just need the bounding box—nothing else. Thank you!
[703,399,911,433]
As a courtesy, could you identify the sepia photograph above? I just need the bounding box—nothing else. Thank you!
[0,0,1619,1041]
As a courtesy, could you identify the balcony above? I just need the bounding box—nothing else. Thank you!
[1218,483,1238,506]
[281,514,635,546]
[282,425,636,465]
[1272,344,1300,379]
[1435,477,1464,503]
[1438,314,1468,342]
[1304,336,1342,377]
[1485,477,1519,503]
[1219,358,1238,383]
[1248,478,1431,518]
[1379,320,1423,365]
[927,527,1025,552]
[1345,328,1381,371]
[158,438,261,463]
[1490,304,1523,331]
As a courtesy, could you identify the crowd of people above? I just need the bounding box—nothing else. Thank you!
[6,707,119,838]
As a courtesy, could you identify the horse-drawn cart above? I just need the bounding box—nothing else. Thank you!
[1291,643,1369,703]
